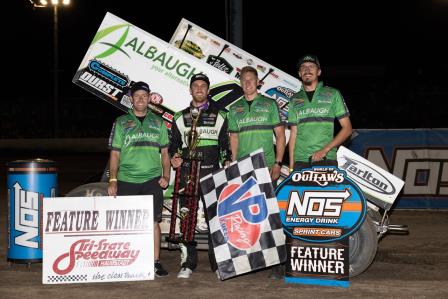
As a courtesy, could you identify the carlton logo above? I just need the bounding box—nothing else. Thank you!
[217,177,268,250]
[339,156,396,195]
[52,239,140,275]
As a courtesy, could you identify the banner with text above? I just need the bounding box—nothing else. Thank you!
[73,13,239,129]
[42,196,154,284]
[349,129,448,208]
[276,166,367,287]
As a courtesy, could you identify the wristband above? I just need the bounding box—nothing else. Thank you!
[274,160,283,166]
[109,178,117,183]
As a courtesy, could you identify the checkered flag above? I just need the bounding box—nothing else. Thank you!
[200,148,286,280]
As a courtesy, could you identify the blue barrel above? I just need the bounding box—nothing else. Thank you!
[6,159,58,263]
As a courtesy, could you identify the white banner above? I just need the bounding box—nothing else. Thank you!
[337,146,405,210]
[73,13,239,129]
[170,18,302,123]
[42,196,154,284]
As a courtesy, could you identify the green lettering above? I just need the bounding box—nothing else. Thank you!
[145,46,157,59]
[124,37,138,51]
[137,41,146,55]
[153,52,167,66]
[176,62,191,77]
[165,56,179,70]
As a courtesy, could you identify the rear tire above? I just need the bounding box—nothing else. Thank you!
[349,215,378,277]
[65,182,108,197]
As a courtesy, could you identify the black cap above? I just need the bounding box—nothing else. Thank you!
[297,54,321,69]
[130,81,151,95]
[190,73,210,87]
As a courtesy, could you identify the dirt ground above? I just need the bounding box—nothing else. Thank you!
[1,151,447,298]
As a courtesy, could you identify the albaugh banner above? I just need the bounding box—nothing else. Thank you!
[73,13,239,129]
[42,196,154,284]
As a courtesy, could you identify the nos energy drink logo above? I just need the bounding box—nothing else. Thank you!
[276,166,366,243]
[217,177,268,250]
[11,182,40,248]
[91,24,131,59]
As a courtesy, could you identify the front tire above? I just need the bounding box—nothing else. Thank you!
[349,215,378,277]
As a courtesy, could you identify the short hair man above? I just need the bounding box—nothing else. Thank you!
[108,81,171,277]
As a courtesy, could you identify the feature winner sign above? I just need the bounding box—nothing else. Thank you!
[42,196,154,284]
[276,167,366,287]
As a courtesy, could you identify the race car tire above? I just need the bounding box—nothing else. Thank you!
[65,182,108,197]
[349,215,378,277]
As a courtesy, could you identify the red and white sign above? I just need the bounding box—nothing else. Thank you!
[42,196,154,284]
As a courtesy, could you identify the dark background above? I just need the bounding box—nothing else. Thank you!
[5,0,448,138]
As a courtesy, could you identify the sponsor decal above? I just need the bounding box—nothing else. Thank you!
[206,55,234,74]
[88,60,128,87]
[162,111,174,122]
[278,166,363,287]
[237,116,268,125]
[52,239,140,275]
[277,166,366,243]
[339,156,395,195]
[298,107,330,117]
[124,132,159,147]
[79,71,122,99]
[12,182,40,248]
[91,24,131,59]
[217,177,268,250]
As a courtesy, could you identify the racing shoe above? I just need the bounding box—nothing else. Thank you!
[177,267,193,279]
[155,262,169,277]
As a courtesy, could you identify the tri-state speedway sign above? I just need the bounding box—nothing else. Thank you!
[42,196,154,284]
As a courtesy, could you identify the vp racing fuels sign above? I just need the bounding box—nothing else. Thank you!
[276,166,366,243]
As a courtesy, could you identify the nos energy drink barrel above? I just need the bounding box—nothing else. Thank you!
[6,159,58,263]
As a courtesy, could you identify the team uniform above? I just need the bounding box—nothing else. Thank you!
[227,94,282,168]
[109,109,168,221]
[288,81,350,166]
[169,100,231,273]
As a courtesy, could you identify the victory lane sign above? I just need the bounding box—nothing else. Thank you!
[276,166,366,287]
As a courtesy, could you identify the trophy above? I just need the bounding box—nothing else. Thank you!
[168,107,203,244]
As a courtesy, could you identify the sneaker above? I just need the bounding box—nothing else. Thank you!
[215,270,221,280]
[177,267,193,279]
[155,262,168,277]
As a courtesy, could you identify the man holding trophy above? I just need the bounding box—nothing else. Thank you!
[169,73,232,279]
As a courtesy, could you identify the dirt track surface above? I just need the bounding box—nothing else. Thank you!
[1,152,447,298]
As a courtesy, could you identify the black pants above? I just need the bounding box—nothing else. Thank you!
[178,162,218,272]
[117,177,164,222]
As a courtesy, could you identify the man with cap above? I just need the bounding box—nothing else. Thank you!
[108,81,170,277]
[288,55,352,171]
[170,73,232,279]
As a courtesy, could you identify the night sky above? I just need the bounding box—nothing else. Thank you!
[6,0,448,138]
